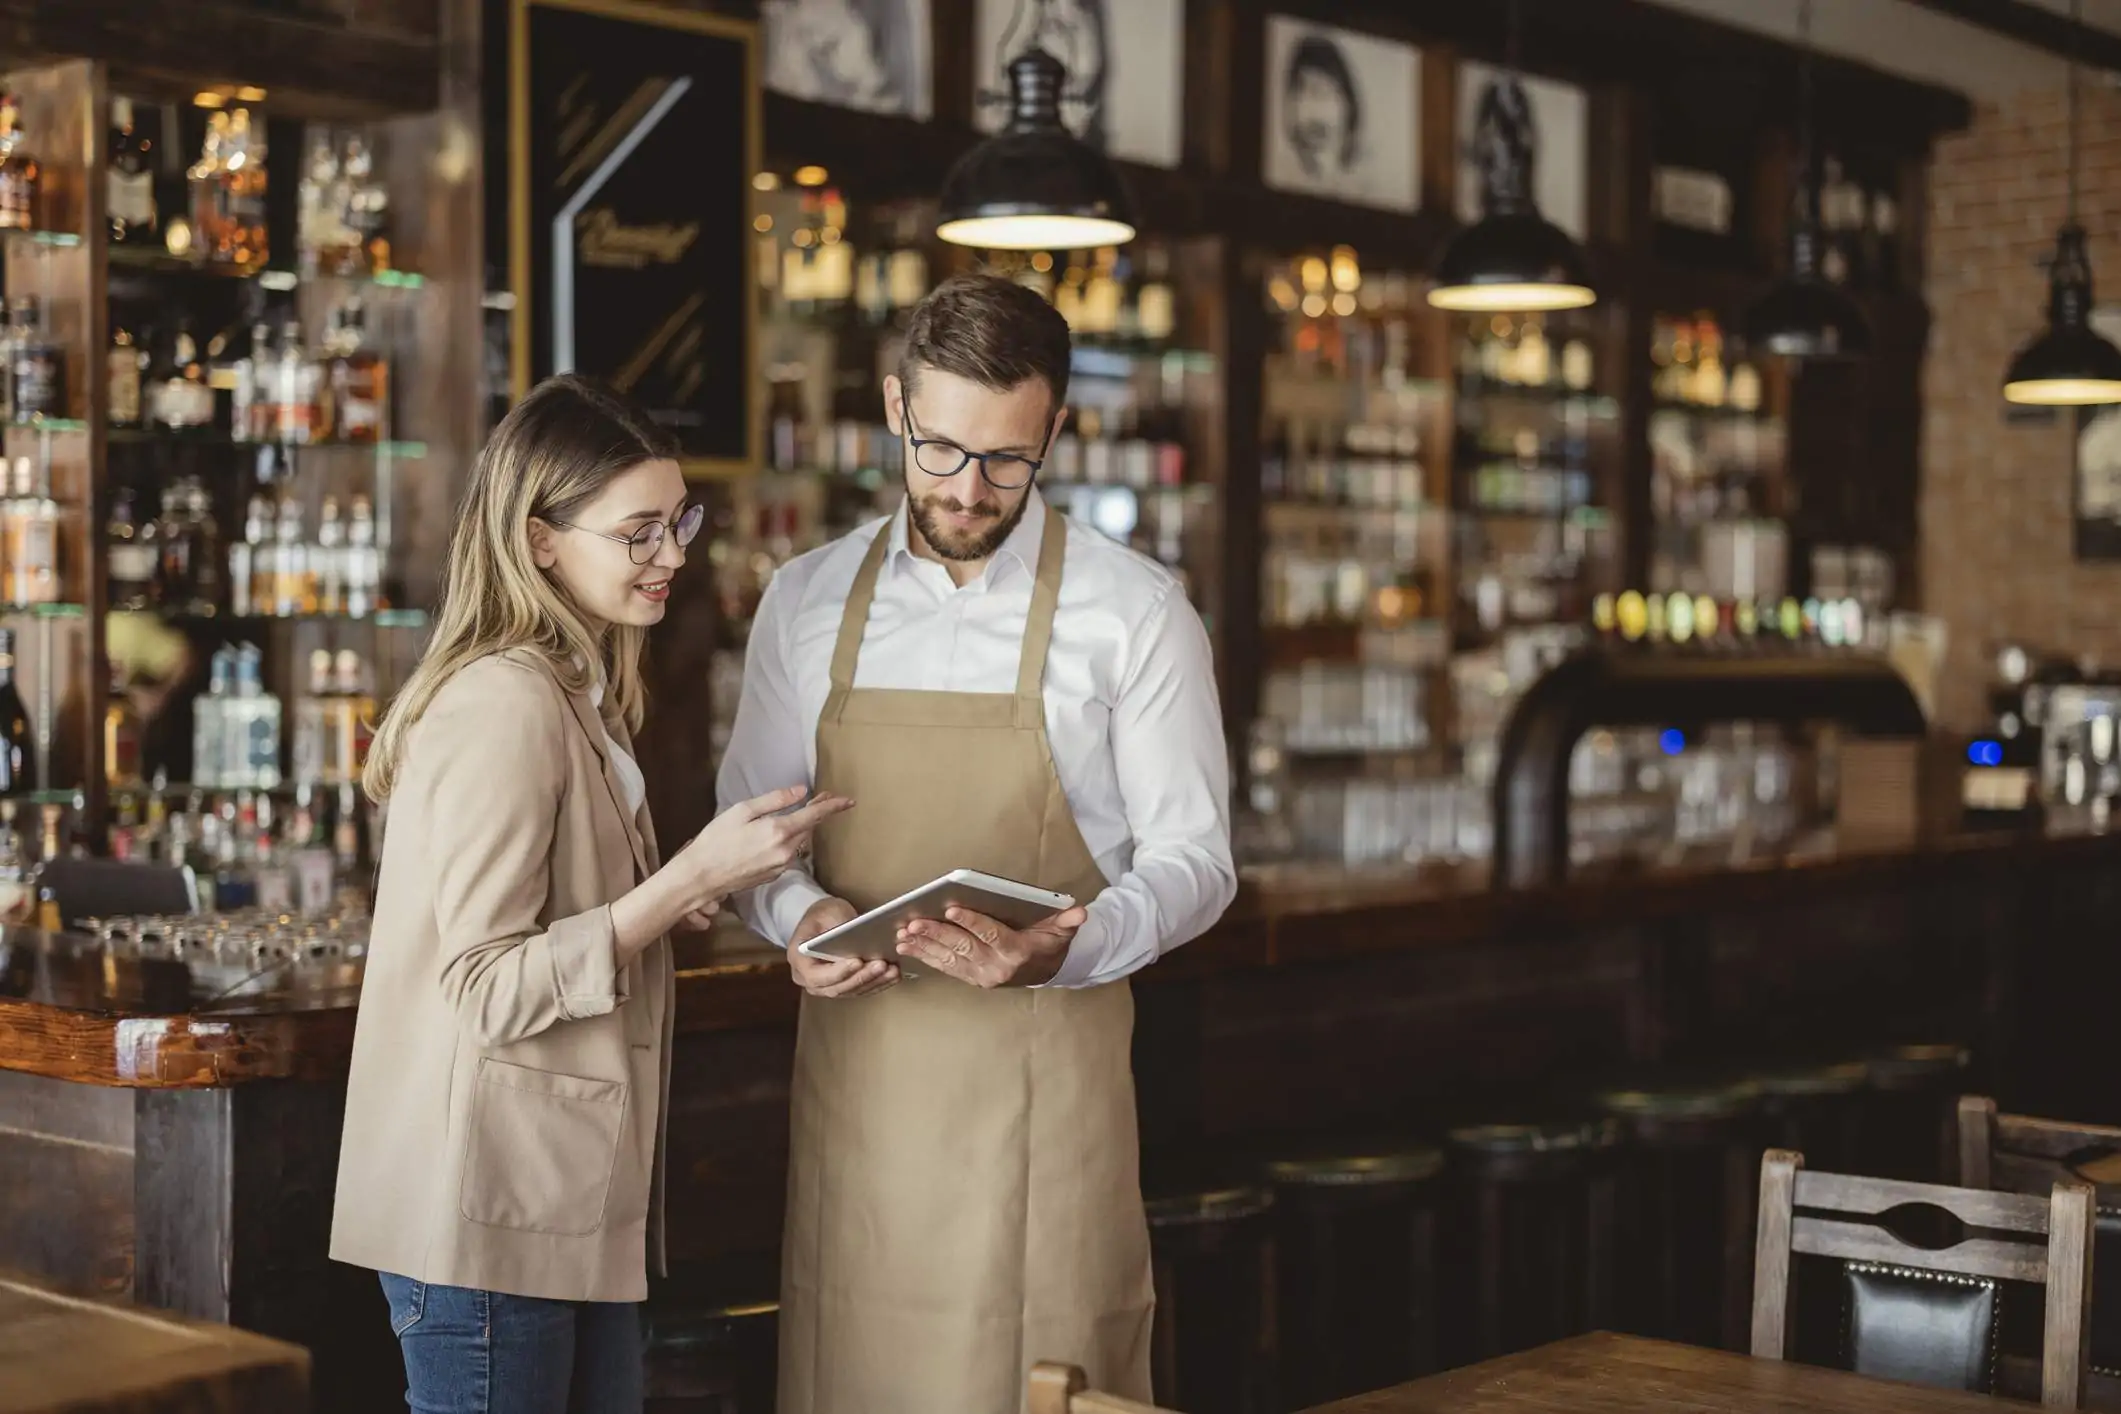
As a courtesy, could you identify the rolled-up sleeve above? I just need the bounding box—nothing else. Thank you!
[1045,585,1237,988]
[417,662,627,1046]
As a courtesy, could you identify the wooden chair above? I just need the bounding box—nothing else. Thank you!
[1751,1148,2095,1408]
[1960,1096,2121,1408]
[1027,1363,1181,1414]
[1961,1096,2121,1195]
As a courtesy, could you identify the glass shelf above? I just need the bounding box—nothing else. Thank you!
[8,789,87,807]
[1,229,82,249]
[107,429,427,458]
[109,245,424,291]
[144,608,429,630]
[0,602,86,620]
[4,418,88,434]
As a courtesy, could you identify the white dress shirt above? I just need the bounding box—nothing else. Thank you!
[716,491,1236,987]
[588,674,647,821]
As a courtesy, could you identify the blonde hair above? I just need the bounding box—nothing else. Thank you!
[364,374,678,801]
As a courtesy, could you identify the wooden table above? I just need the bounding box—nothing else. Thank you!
[0,1270,307,1412]
[1302,1332,2023,1414]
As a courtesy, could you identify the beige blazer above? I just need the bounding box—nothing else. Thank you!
[330,647,674,1304]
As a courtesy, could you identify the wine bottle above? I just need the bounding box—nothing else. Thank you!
[0,627,34,795]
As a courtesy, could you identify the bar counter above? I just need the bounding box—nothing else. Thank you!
[1,823,2116,1413]
[4,822,2114,1081]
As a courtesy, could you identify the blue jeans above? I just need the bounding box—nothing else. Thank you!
[380,1273,643,1414]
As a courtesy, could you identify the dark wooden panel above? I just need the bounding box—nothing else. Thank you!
[661,1024,795,1265]
[0,1125,133,1299]
[0,1067,132,1148]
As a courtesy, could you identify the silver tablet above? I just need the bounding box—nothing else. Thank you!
[795,869,1077,980]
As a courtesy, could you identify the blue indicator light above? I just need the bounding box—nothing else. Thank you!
[1658,728,1686,756]
[1967,739,2004,768]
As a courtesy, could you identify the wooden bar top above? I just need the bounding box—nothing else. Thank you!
[2,823,2112,1089]
[1300,1332,2016,1414]
[0,1270,308,1413]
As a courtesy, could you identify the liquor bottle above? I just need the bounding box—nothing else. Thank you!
[331,780,368,882]
[0,95,40,231]
[231,643,281,791]
[8,297,63,422]
[332,648,373,781]
[231,492,270,618]
[1136,244,1176,344]
[105,661,141,789]
[108,324,143,429]
[0,801,27,921]
[107,96,157,245]
[314,495,345,613]
[193,645,233,788]
[151,322,215,431]
[224,108,267,268]
[31,802,62,929]
[274,321,316,444]
[294,647,333,786]
[329,301,387,444]
[189,111,231,261]
[273,495,311,616]
[296,129,339,277]
[345,494,379,616]
[107,485,157,611]
[2,456,56,606]
[230,320,270,443]
[0,629,32,796]
[182,478,222,614]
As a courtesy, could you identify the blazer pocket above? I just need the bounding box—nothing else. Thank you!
[458,1058,628,1236]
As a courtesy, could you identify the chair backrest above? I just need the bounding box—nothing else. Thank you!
[1962,1096,2121,1195]
[1027,1363,1179,1414]
[1752,1148,2095,1408]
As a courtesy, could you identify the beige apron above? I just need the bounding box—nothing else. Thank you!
[778,512,1154,1414]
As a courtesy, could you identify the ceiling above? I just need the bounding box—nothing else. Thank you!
[1641,0,2121,99]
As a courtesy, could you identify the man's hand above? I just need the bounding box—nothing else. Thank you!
[676,900,720,932]
[895,905,1088,989]
[786,896,899,998]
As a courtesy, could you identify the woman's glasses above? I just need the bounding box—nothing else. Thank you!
[551,503,706,564]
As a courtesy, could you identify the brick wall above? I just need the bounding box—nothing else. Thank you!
[1924,82,2121,728]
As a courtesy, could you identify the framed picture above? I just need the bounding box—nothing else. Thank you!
[1262,16,1420,213]
[510,0,760,473]
[973,0,1184,169]
[764,0,932,119]
[1456,61,1589,240]
[2075,313,2121,560]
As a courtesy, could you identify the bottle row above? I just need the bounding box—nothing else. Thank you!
[102,779,374,916]
[112,302,390,444]
[109,482,387,620]
[185,642,378,793]
[1591,590,1880,650]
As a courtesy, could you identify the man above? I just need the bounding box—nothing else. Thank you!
[717,273,1235,1413]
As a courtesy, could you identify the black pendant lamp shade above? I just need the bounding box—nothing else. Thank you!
[1743,0,1870,361]
[1744,212,1872,360]
[936,47,1136,251]
[1428,68,1595,313]
[2005,225,2121,404]
[2002,0,2121,405]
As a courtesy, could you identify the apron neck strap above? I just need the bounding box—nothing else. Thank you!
[1014,509,1067,703]
[828,524,894,692]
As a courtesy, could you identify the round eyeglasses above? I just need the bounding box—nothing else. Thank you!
[904,403,1048,491]
[551,503,705,564]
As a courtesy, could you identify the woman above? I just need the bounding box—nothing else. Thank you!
[330,375,849,1413]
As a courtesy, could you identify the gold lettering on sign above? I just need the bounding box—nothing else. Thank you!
[576,207,701,268]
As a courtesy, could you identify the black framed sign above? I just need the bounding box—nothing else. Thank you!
[510,0,759,474]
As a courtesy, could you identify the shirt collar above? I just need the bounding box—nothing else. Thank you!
[885,488,1047,591]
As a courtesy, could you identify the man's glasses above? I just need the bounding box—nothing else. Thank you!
[904,403,1048,491]
[551,503,705,564]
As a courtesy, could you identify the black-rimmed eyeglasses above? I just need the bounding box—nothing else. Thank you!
[904,403,1049,491]
[551,503,705,564]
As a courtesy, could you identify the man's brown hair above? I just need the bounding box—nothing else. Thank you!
[898,273,1073,412]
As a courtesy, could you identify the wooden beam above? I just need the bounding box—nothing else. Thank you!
[1902,0,2121,74]
[0,0,440,116]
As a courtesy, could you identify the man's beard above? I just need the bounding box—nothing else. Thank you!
[908,488,1031,563]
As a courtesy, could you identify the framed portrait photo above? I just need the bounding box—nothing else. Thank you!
[973,0,1184,169]
[764,0,933,119]
[1262,16,1420,213]
[1456,61,1589,240]
[2074,313,2121,561]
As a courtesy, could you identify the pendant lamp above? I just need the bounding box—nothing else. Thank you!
[936,1,1136,252]
[1743,0,1870,360]
[1428,0,1596,313]
[2003,0,2121,405]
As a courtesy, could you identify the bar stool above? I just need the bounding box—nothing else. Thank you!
[641,1290,778,1414]
[1862,1043,1972,1183]
[1144,1185,1278,1414]
[1752,1059,1869,1172]
[1595,1080,1761,1352]
[1264,1147,1443,1408]
[1442,1119,1619,1365]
